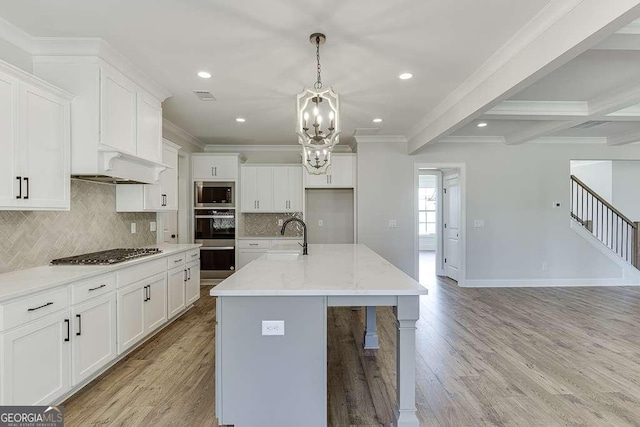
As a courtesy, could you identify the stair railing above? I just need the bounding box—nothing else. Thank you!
[570,175,637,266]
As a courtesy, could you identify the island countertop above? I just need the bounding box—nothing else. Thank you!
[210,244,428,297]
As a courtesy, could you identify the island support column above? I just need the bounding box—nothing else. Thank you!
[393,295,420,427]
[363,306,380,349]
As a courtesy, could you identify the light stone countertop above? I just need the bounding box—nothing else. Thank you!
[0,244,201,303]
[210,244,428,297]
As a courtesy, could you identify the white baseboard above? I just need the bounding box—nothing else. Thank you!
[462,277,636,288]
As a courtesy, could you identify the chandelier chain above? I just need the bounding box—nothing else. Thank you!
[314,36,322,90]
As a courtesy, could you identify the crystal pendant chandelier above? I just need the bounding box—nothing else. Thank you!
[296,33,340,175]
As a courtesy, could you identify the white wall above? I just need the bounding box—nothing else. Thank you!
[357,141,640,285]
[570,161,612,202]
[612,161,640,221]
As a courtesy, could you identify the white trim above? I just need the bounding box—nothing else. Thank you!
[205,145,301,153]
[32,37,171,101]
[162,119,206,150]
[354,135,407,144]
[615,19,640,34]
[462,278,633,287]
[486,100,589,117]
[438,136,505,144]
[529,136,607,144]
[0,56,74,100]
[414,163,466,286]
[0,16,35,53]
[607,128,640,146]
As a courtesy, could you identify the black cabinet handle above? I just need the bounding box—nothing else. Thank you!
[23,177,29,199]
[76,314,82,336]
[184,269,187,282]
[88,284,106,292]
[148,285,151,301]
[144,285,149,302]
[27,302,53,312]
[64,319,70,342]
[188,268,191,280]
[16,176,21,199]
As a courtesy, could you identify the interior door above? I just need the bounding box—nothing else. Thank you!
[19,82,70,209]
[444,176,461,281]
[0,70,19,207]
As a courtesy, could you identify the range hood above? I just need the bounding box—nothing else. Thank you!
[71,149,169,185]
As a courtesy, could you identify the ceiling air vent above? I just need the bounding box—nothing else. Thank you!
[193,90,216,101]
[571,121,610,129]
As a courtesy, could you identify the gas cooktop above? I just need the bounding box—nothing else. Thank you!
[51,248,162,265]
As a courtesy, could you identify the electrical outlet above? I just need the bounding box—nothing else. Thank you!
[262,320,285,336]
[318,219,324,227]
[150,221,157,232]
[388,219,397,228]
[277,219,284,226]
[130,223,136,234]
[474,220,485,228]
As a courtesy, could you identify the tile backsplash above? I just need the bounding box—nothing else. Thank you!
[241,213,303,237]
[0,180,156,274]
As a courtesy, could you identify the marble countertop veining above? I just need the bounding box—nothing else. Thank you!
[210,244,428,297]
[0,244,201,303]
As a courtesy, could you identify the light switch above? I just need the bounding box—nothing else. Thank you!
[474,220,485,228]
[130,223,136,234]
[262,320,285,336]
[388,219,397,228]
[150,221,157,232]
[318,220,324,227]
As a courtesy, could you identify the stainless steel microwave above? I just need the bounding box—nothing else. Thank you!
[194,181,235,208]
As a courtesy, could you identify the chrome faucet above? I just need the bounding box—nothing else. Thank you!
[280,218,308,255]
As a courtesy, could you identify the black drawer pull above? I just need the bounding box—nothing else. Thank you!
[23,177,29,199]
[88,284,106,292]
[16,176,21,199]
[27,302,53,312]
[64,319,70,342]
[76,314,82,336]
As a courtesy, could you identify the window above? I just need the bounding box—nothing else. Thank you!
[418,187,436,235]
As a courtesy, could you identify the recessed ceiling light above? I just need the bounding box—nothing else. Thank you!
[373,118,383,123]
[235,117,246,123]
[477,122,488,128]
[398,72,413,80]
[197,71,212,79]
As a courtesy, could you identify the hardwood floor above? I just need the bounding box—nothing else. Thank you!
[64,282,640,426]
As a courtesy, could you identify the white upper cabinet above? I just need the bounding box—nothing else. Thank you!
[241,166,273,212]
[273,166,303,212]
[100,66,137,155]
[304,154,356,188]
[136,93,162,164]
[34,46,170,184]
[115,140,180,212]
[192,155,239,180]
[0,62,72,211]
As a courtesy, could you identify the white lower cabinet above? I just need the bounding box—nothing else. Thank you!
[186,259,201,305]
[71,293,117,386]
[117,273,167,354]
[167,266,186,319]
[0,310,71,405]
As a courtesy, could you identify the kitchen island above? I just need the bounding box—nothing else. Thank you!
[210,244,427,427]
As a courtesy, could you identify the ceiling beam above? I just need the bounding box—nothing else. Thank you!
[607,127,640,145]
[484,100,589,120]
[592,19,640,50]
[504,120,577,145]
[407,0,640,154]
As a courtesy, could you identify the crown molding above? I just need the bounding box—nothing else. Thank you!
[32,37,171,101]
[438,136,505,144]
[531,136,607,144]
[0,16,35,54]
[204,144,354,153]
[162,119,206,151]
[353,135,407,144]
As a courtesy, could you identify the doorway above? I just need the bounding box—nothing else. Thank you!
[414,164,465,286]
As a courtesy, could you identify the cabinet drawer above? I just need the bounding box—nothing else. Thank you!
[167,252,186,269]
[70,273,116,305]
[186,249,200,262]
[0,287,69,331]
[117,258,166,289]
[238,240,270,249]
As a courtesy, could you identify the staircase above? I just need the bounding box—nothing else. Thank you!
[570,175,639,267]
